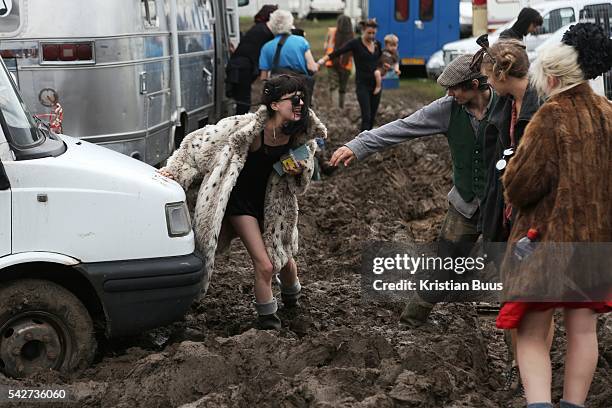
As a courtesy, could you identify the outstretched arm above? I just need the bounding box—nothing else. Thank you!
[340,95,453,162]
[317,39,355,65]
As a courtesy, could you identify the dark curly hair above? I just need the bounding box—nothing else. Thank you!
[562,23,612,80]
[261,75,310,136]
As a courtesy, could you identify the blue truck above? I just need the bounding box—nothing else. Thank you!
[368,0,459,67]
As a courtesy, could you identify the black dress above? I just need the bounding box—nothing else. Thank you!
[226,130,291,221]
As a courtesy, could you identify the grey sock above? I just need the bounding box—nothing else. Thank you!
[280,280,301,296]
[254,298,278,316]
[527,403,553,408]
[560,400,584,408]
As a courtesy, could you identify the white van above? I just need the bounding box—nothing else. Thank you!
[0,56,206,378]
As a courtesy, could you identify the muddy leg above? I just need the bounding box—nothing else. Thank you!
[229,215,281,329]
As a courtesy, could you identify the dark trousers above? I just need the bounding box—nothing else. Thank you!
[418,205,481,304]
[232,80,252,115]
[356,81,381,131]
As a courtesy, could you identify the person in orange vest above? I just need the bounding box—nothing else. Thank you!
[323,15,354,108]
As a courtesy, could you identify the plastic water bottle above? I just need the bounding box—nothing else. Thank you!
[514,228,539,261]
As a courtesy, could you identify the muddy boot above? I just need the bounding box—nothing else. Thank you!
[254,298,281,330]
[280,281,302,309]
[400,300,434,328]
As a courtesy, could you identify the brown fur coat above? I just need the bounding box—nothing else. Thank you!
[500,83,612,301]
[161,107,327,293]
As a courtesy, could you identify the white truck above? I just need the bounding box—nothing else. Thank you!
[0,55,205,378]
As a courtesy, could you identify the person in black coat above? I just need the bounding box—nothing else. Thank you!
[499,7,543,41]
[226,5,278,114]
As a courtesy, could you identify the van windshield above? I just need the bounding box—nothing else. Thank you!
[0,60,42,147]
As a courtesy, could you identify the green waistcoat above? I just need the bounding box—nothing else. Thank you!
[446,94,496,202]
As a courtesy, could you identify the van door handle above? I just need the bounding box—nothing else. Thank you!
[415,20,424,30]
[202,67,212,79]
[139,72,147,94]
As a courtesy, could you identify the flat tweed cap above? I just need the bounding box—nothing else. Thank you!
[437,54,481,88]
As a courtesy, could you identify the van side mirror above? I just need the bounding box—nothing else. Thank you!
[238,0,249,6]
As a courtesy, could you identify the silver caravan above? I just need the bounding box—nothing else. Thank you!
[0,0,238,165]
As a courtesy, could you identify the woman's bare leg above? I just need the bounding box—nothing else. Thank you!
[517,308,555,404]
[279,257,298,288]
[562,308,598,405]
[229,215,274,304]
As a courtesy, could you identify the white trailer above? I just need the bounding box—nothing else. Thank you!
[0,0,237,166]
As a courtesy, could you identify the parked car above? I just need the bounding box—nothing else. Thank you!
[0,55,206,378]
[0,0,237,166]
[426,49,444,80]
[440,1,611,73]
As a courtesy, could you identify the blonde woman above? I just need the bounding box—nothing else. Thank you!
[499,23,612,408]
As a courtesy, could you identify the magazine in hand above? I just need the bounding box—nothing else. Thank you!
[273,144,310,176]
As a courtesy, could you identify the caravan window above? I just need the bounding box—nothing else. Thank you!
[420,0,434,22]
[541,8,575,34]
[395,0,409,22]
[141,0,159,28]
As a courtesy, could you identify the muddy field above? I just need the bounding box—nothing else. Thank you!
[2,78,611,408]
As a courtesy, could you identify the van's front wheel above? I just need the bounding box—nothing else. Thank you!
[0,279,96,378]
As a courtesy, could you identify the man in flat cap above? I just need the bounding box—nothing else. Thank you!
[329,55,497,327]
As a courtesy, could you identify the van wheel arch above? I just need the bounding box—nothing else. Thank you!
[0,262,107,335]
[0,279,96,378]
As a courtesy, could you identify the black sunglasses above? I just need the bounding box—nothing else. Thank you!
[280,93,304,107]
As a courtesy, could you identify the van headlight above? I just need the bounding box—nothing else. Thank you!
[165,202,191,237]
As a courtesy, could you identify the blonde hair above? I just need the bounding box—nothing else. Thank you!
[384,34,399,45]
[530,42,586,98]
[268,9,294,35]
[481,39,529,81]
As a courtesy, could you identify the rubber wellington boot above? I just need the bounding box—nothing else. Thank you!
[257,313,282,330]
[281,281,302,309]
[254,298,281,330]
[399,300,434,328]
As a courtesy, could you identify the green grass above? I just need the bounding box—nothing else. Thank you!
[398,78,446,100]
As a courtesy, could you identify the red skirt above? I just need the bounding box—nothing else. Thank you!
[496,301,612,329]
